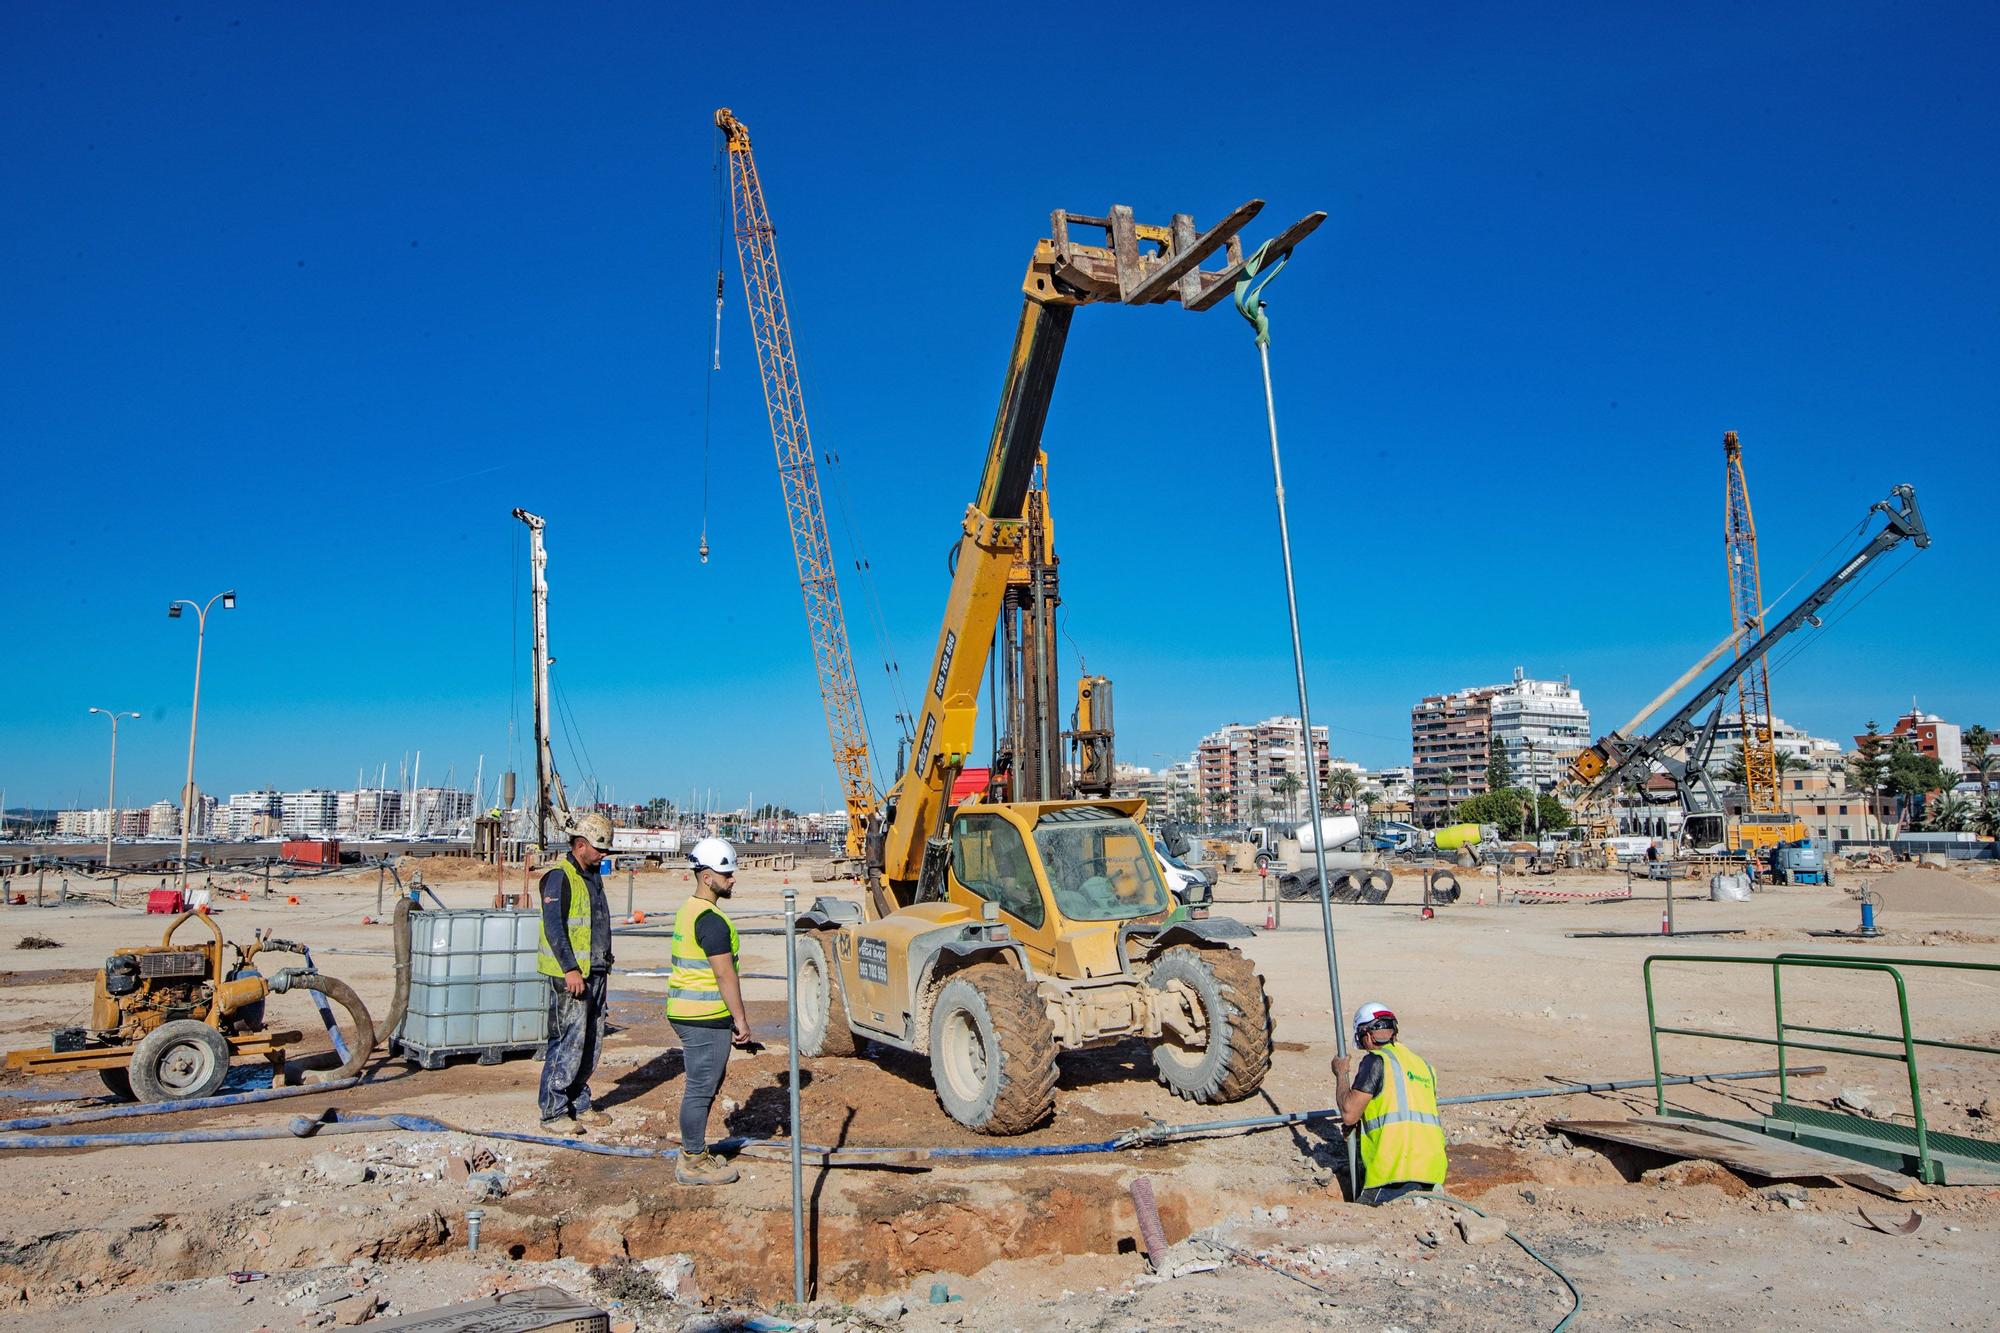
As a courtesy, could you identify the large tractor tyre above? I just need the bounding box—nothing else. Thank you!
[1145,945,1273,1104]
[926,964,1058,1135]
[97,1066,135,1101]
[795,933,857,1058]
[129,1019,232,1103]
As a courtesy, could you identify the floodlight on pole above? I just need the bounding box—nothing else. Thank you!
[168,589,238,890]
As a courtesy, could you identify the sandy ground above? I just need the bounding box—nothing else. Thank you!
[3,854,1998,1330]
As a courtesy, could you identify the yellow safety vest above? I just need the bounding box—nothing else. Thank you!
[1358,1041,1448,1190]
[535,857,599,979]
[666,897,740,1022]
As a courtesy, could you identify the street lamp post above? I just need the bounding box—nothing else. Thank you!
[1523,737,1540,841]
[88,707,141,870]
[168,590,236,890]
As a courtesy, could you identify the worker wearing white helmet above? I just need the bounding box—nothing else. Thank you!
[1332,1001,1447,1205]
[668,836,749,1185]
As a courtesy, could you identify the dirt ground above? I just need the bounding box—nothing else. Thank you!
[3,854,1998,1330]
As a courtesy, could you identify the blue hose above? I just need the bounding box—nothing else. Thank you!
[0,1076,367,1133]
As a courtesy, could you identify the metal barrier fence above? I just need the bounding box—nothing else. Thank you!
[1644,951,2000,1185]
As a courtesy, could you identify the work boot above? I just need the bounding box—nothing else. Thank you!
[676,1150,739,1186]
[539,1113,584,1136]
[572,1109,613,1129]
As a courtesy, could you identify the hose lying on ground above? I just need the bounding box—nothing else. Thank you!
[0,1076,369,1133]
[1429,1190,1581,1333]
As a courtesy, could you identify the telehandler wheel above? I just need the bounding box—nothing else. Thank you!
[1145,945,1272,1104]
[129,1019,231,1102]
[926,963,1057,1135]
[795,933,857,1057]
[97,1067,135,1101]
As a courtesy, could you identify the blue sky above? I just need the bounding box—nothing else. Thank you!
[3,3,1993,813]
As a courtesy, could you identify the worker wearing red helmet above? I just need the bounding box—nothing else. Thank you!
[1332,1002,1448,1204]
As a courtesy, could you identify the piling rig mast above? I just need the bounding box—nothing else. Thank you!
[1723,431,1783,817]
[512,508,572,854]
[716,108,876,861]
[1569,484,1929,849]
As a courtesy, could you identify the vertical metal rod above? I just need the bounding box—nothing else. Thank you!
[376,864,385,918]
[626,864,636,921]
[783,885,806,1303]
[1253,340,1342,1051]
[1666,873,1675,936]
[264,861,272,899]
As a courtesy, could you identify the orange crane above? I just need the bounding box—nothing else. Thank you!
[1722,431,1798,848]
[716,108,874,861]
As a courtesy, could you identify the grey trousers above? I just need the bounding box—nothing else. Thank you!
[539,972,607,1121]
[672,1020,734,1152]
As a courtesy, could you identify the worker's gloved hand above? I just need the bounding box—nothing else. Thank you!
[564,969,585,998]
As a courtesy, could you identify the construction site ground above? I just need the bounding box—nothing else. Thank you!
[4,856,1999,1330]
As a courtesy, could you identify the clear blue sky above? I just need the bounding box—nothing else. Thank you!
[3,4,1993,813]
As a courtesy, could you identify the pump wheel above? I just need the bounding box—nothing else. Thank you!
[130,1019,231,1102]
[795,933,856,1057]
[927,964,1057,1135]
[1145,945,1272,1104]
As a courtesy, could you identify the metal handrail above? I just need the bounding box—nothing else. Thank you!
[1643,951,2000,1185]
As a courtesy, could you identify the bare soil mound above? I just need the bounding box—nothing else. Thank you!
[1855,865,2000,916]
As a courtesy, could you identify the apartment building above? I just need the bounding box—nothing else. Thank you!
[1412,668,1589,823]
[1194,717,1331,826]
[281,789,340,838]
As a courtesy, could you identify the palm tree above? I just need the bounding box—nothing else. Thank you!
[1965,724,1995,827]
[1926,794,1972,834]
[1272,773,1303,827]
[1325,767,1361,812]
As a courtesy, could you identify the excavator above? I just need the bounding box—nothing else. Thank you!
[1567,483,1928,850]
[791,199,1322,1133]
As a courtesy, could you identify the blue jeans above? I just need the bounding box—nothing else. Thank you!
[539,972,607,1121]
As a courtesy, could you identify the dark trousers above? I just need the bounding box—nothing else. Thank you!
[539,971,607,1121]
[672,1020,734,1153]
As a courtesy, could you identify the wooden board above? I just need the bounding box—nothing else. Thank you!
[1552,1117,1925,1199]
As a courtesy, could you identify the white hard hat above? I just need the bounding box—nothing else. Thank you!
[1353,1001,1397,1033]
[690,836,737,875]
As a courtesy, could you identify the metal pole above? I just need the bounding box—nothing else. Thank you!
[178,605,207,893]
[783,885,806,1303]
[1252,339,1343,1048]
[626,864,635,921]
[104,715,118,872]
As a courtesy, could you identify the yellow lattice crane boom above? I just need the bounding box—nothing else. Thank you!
[1722,430,1782,818]
[717,107,874,858]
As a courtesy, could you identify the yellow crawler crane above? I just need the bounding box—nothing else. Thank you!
[790,199,1323,1133]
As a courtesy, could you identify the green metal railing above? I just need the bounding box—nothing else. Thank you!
[1643,952,2000,1184]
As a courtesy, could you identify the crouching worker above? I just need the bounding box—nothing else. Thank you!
[669,836,750,1185]
[1332,1001,1447,1205]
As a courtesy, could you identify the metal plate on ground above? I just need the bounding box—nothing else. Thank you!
[1551,1117,1924,1198]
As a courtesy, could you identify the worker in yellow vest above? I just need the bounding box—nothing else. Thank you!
[669,836,750,1185]
[1332,1001,1448,1204]
[536,813,616,1132]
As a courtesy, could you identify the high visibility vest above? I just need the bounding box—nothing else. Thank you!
[535,857,599,979]
[1358,1041,1448,1190]
[666,897,740,1022]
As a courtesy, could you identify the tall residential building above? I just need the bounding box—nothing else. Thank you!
[282,789,340,838]
[409,787,475,835]
[226,789,283,840]
[1706,714,1845,775]
[336,788,403,837]
[147,801,181,837]
[1194,717,1331,826]
[1412,668,1589,823]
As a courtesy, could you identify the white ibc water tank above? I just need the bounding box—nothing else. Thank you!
[1295,815,1362,852]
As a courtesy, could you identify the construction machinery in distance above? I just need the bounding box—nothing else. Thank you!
[512,508,574,855]
[789,196,1322,1134]
[1721,430,1803,850]
[1568,479,1929,850]
[717,108,877,871]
